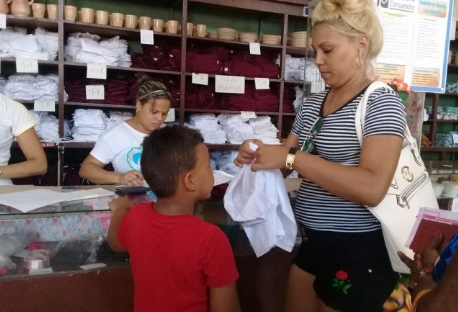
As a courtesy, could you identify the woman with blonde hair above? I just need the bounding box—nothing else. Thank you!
[80,76,171,186]
[235,0,405,311]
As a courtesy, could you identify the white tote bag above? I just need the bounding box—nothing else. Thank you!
[355,81,439,273]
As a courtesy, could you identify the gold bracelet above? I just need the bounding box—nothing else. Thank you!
[285,147,297,170]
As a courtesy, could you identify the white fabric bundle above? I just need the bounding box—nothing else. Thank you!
[249,116,280,144]
[3,74,59,101]
[224,163,297,257]
[65,33,131,67]
[71,109,107,141]
[0,27,58,60]
[188,114,227,144]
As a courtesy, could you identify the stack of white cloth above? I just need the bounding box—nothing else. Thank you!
[65,32,131,67]
[72,109,107,141]
[106,111,133,129]
[34,28,59,61]
[0,27,58,60]
[188,114,227,144]
[29,111,68,142]
[248,116,280,144]
[210,151,240,175]
[224,159,297,257]
[217,114,254,144]
[3,74,59,101]
[276,54,320,82]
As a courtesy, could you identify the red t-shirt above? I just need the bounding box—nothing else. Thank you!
[117,203,239,312]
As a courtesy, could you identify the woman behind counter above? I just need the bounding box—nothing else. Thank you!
[0,93,47,185]
[79,77,171,186]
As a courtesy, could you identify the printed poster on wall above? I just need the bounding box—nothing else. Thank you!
[375,0,454,93]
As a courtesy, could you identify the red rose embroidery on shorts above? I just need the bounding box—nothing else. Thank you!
[335,270,348,280]
[333,270,352,295]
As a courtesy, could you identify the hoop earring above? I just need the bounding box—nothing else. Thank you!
[356,56,361,67]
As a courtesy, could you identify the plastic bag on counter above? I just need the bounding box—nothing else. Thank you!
[0,234,27,272]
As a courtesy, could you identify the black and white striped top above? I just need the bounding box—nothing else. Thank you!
[291,86,406,233]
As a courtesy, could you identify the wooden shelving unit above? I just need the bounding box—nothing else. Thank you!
[421,62,458,159]
[5,0,309,185]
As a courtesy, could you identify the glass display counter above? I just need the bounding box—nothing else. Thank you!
[0,185,297,312]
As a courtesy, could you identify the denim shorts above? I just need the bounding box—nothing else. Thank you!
[294,228,398,312]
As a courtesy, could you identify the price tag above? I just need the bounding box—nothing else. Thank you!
[165,108,175,122]
[87,64,107,80]
[241,111,256,119]
[215,75,245,94]
[0,14,6,29]
[192,73,209,86]
[249,42,261,55]
[16,58,38,73]
[254,78,270,90]
[86,85,105,100]
[140,29,155,45]
[34,100,56,112]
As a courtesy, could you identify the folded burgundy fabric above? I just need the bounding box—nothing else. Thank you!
[185,84,218,109]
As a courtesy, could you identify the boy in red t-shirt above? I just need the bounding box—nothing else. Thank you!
[107,125,240,312]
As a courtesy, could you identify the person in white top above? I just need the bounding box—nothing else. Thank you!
[79,76,171,186]
[0,93,47,185]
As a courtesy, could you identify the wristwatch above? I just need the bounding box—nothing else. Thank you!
[285,147,298,170]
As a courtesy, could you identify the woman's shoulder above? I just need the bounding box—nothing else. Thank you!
[104,120,130,133]
[368,83,401,100]
[303,90,327,108]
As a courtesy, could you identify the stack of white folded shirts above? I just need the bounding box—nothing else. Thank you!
[72,109,107,141]
[106,111,132,129]
[35,27,59,61]
[217,114,255,144]
[210,150,240,175]
[189,114,227,144]
[65,33,131,67]
[0,27,58,60]
[29,111,59,142]
[276,55,320,82]
[99,36,131,67]
[277,54,304,81]
[249,116,280,144]
[3,74,59,101]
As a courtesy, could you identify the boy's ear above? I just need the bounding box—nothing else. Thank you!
[183,172,196,191]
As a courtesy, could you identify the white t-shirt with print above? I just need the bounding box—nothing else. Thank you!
[0,94,36,185]
[90,121,148,173]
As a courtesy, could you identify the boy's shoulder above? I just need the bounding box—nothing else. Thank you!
[127,204,226,238]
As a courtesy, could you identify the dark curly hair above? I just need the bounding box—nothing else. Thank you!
[141,125,204,198]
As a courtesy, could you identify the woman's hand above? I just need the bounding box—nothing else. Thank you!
[251,144,290,171]
[398,231,443,285]
[119,170,144,186]
[234,139,263,167]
